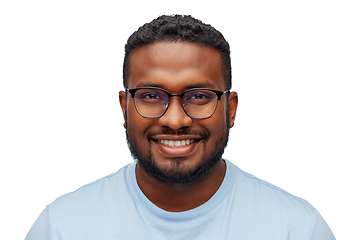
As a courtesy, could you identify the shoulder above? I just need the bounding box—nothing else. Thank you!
[26,162,140,239]
[224,160,335,239]
[226,160,316,218]
[49,163,133,212]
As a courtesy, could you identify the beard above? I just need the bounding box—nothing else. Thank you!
[125,111,230,185]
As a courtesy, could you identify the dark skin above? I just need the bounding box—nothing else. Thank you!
[119,42,238,212]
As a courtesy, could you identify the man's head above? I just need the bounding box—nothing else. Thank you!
[119,15,237,185]
[123,15,232,90]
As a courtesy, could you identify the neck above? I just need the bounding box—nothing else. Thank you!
[135,159,226,212]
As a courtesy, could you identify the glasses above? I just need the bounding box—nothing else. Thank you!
[125,87,230,119]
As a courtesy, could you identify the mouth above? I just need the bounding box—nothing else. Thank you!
[157,139,196,147]
[151,136,202,158]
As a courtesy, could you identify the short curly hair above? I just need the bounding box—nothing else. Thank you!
[123,15,231,90]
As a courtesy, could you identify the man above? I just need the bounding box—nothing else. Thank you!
[26,15,335,239]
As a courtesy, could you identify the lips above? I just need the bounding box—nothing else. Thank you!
[157,139,195,147]
[150,135,202,158]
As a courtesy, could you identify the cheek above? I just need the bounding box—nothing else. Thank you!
[127,98,146,127]
[126,101,153,143]
[201,105,228,138]
[127,113,151,137]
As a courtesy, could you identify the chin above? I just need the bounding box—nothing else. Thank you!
[128,134,228,185]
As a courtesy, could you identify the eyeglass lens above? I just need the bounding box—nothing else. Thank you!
[133,88,219,119]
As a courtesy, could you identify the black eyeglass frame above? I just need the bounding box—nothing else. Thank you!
[125,87,230,119]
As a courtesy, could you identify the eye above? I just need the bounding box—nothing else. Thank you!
[143,93,160,99]
[184,90,215,105]
[136,89,168,104]
[191,93,208,100]
[139,93,162,102]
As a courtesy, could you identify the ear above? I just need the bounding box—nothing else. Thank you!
[228,91,238,128]
[119,91,127,128]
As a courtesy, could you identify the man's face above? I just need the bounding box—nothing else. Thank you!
[120,41,237,184]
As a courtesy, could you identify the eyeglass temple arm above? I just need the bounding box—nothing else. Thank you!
[216,90,231,100]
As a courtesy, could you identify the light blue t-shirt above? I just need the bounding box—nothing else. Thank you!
[26,159,335,240]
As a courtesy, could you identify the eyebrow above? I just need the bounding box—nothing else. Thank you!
[185,82,217,89]
[134,81,218,90]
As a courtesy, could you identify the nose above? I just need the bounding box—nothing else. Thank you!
[158,97,192,130]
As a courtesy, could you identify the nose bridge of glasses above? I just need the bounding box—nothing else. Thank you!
[166,93,185,106]
[168,93,182,99]
[166,94,185,107]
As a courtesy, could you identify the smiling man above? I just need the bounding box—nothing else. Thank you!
[26,15,335,240]
[119,39,236,212]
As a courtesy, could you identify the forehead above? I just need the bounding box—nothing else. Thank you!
[127,41,225,91]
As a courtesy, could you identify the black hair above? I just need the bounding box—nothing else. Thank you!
[123,15,231,90]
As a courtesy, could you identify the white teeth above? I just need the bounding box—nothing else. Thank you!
[159,139,194,147]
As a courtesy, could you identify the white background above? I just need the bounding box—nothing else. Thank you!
[1,0,359,239]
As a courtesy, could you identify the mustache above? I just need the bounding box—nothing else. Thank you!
[146,129,210,141]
